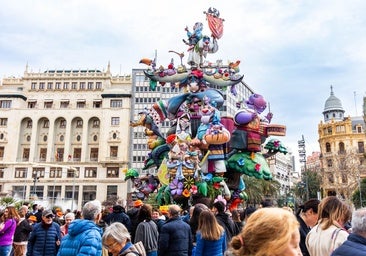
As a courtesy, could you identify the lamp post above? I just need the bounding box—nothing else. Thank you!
[71,167,77,211]
[298,135,309,201]
[32,174,39,198]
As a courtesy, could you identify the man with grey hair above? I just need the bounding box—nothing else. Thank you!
[158,204,193,256]
[331,208,366,255]
[57,200,103,256]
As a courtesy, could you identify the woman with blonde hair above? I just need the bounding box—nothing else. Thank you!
[306,196,351,256]
[195,210,226,256]
[230,207,301,256]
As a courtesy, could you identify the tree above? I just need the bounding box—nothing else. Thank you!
[243,175,280,205]
[294,170,321,202]
[352,178,366,208]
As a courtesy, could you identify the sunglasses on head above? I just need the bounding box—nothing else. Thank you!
[45,215,53,218]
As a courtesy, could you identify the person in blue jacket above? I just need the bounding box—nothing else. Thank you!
[57,200,103,256]
[195,210,226,256]
[27,209,61,256]
[332,208,366,256]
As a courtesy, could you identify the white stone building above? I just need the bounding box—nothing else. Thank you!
[0,64,132,210]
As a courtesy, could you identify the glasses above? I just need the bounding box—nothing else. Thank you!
[45,215,53,219]
[103,241,119,250]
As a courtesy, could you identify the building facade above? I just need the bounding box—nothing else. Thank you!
[0,64,132,210]
[318,86,366,199]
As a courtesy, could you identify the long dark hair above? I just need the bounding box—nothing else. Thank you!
[137,204,153,222]
[296,198,320,216]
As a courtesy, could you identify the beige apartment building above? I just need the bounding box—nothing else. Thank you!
[0,64,132,210]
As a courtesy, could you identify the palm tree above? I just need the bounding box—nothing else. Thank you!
[242,175,280,205]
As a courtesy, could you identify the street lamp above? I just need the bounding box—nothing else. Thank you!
[298,135,309,201]
[33,174,40,198]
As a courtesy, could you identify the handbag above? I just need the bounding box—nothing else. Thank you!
[134,241,146,256]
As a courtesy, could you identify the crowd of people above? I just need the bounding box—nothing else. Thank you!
[0,196,366,256]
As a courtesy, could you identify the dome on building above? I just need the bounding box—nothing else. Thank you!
[322,86,345,123]
[323,85,344,112]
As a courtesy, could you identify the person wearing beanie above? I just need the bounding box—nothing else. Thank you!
[127,200,144,242]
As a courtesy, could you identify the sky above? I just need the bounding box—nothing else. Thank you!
[1,0,366,170]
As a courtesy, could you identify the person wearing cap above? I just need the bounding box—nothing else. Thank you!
[13,215,37,256]
[57,200,103,256]
[127,200,143,242]
[27,209,61,256]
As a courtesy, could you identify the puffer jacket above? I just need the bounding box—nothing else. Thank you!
[57,219,102,256]
[331,233,366,256]
[158,216,193,256]
[27,222,61,256]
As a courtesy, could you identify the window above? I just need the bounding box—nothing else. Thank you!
[0,147,4,160]
[60,101,69,108]
[79,82,85,90]
[39,82,45,90]
[328,173,334,183]
[39,148,47,161]
[50,167,62,178]
[107,185,117,197]
[110,146,118,158]
[96,82,102,89]
[341,173,348,183]
[47,82,53,89]
[67,168,79,178]
[65,185,79,203]
[76,119,83,128]
[71,82,77,90]
[85,167,97,178]
[32,167,45,178]
[44,101,53,108]
[43,120,49,128]
[0,100,11,108]
[77,101,85,108]
[82,185,97,206]
[111,117,120,126]
[73,148,81,161]
[55,148,64,161]
[27,120,32,128]
[31,82,37,90]
[0,168,3,178]
[60,119,66,128]
[326,143,331,153]
[110,100,122,108]
[90,148,99,161]
[55,82,61,90]
[47,186,61,201]
[93,101,102,108]
[87,82,93,90]
[0,118,7,126]
[358,142,365,154]
[93,120,100,128]
[327,159,333,167]
[106,167,119,178]
[22,148,30,161]
[63,82,69,90]
[339,142,345,154]
[327,127,332,134]
[15,168,27,178]
[28,101,36,108]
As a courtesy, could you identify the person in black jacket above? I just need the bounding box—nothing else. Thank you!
[103,205,132,233]
[212,201,237,245]
[13,215,37,256]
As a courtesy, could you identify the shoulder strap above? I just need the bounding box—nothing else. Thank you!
[330,228,342,253]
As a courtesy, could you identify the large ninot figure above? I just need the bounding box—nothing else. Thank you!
[133,7,287,209]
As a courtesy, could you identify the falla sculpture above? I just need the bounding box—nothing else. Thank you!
[129,7,287,209]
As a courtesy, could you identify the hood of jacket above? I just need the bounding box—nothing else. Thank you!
[67,219,102,237]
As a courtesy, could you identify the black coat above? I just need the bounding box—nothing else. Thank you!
[13,219,33,242]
